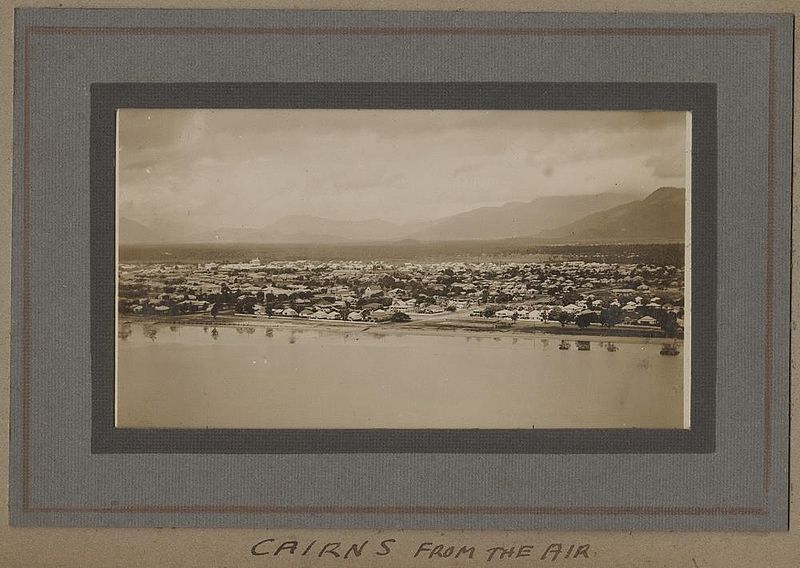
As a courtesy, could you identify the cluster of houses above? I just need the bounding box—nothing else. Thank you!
[469,290,683,329]
[117,257,684,331]
[263,306,404,323]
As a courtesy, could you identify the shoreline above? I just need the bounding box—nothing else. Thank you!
[119,314,681,345]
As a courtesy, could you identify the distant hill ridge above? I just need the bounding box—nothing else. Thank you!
[120,187,684,245]
[119,217,164,244]
[407,192,637,241]
[541,186,685,243]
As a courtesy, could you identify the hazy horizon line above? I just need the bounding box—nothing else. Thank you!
[121,186,668,233]
[118,236,687,248]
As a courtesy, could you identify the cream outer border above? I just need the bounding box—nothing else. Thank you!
[0,2,796,568]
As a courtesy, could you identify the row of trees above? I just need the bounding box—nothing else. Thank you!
[478,304,680,337]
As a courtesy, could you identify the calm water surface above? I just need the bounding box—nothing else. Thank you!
[117,322,684,429]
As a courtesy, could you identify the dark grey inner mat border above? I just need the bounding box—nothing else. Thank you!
[91,82,716,454]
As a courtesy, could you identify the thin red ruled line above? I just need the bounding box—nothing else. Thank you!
[21,25,31,512]
[24,505,769,516]
[18,23,776,516]
[763,27,777,496]
[27,25,772,37]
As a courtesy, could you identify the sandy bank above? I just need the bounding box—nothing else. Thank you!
[119,314,680,345]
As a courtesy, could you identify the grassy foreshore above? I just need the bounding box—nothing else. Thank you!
[119,312,681,344]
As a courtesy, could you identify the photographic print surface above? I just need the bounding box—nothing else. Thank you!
[116,109,690,429]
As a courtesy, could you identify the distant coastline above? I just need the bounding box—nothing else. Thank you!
[118,240,686,266]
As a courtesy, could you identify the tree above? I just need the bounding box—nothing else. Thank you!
[599,305,624,328]
[659,311,679,337]
[575,311,598,329]
[118,283,148,299]
[381,274,399,289]
[220,283,233,303]
[235,296,256,314]
[389,311,411,323]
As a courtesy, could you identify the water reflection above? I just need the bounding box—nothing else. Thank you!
[118,323,132,341]
[122,323,646,358]
[142,324,158,342]
[117,322,685,429]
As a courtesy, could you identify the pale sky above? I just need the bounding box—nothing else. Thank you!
[117,109,688,236]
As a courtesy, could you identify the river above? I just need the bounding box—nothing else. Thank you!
[116,322,685,429]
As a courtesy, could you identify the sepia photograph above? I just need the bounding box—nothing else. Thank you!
[115,108,691,430]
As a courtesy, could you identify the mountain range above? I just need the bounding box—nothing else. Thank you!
[540,187,685,242]
[120,187,685,246]
[119,217,164,244]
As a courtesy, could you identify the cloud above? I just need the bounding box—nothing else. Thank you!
[645,148,686,178]
[118,109,687,236]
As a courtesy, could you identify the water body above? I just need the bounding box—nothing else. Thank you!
[116,322,684,429]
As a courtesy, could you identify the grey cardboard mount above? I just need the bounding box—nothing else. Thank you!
[9,9,792,530]
[90,81,716,456]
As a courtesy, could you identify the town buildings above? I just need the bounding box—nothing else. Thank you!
[118,258,684,332]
